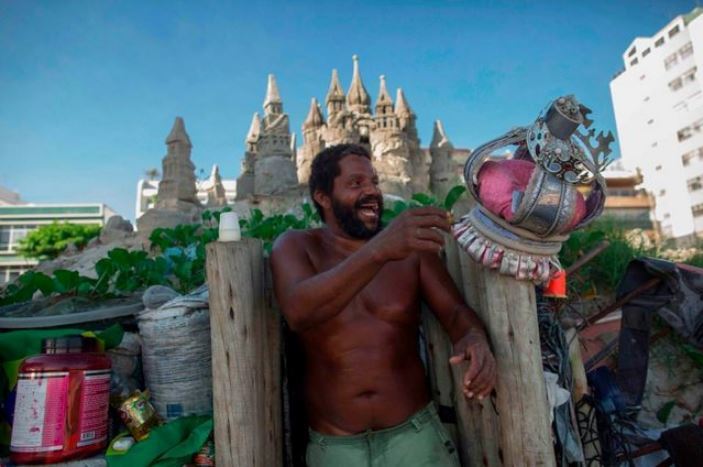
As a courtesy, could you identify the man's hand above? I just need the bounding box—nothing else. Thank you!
[368,207,450,262]
[449,328,496,400]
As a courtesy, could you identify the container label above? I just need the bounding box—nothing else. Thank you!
[11,371,68,453]
[77,369,111,447]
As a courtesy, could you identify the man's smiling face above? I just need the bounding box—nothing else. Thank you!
[330,154,384,239]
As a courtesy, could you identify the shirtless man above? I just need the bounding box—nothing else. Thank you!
[271,144,496,466]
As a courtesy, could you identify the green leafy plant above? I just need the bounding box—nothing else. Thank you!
[1,190,464,306]
[381,185,466,225]
[240,204,321,254]
[656,400,677,424]
[17,222,101,260]
[682,344,703,368]
[558,217,656,297]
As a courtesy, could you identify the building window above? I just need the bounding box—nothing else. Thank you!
[642,48,651,58]
[665,53,679,70]
[9,224,32,250]
[688,175,703,192]
[669,67,698,92]
[683,146,703,166]
[655,37,665,47]
[679,126,693,141]
[630,58,639,66]
[655,165,662,171]
[0,227,10,252]
[683,66,697,84]
[669,25,680,38]
[0,266,8,285]
[693,203,703,216]
[628,46,637,57]
[680,117,703,142]
[679,42,694,60]
[694,117,703,132]
[665,53,678,70]
[683,151,694,166]
[0,266,27,286]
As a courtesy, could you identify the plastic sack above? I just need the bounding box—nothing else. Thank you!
[137,285,212,420]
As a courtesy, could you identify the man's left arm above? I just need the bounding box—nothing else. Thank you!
[419,250,497,400]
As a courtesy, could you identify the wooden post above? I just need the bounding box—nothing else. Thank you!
[444,236,502,467]
[206,239,282,467]
[456,244,556,467]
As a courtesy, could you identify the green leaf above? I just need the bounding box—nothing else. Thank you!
[18,271,37,286]
[95,258,115,278]
[302,203,313,218]
[411,193,437,206]
[53,269,80,293]
[129,250,148,264]
[77,281,94,296]
[33,273,55,296]
[393,200,409,215]
[114,271,139,293]
[97,323,125,349]
[443,185,467,211]
[682,344,703,367]
[656,400,676,424]
[174,260,193,280]
[381,209,396,225]
[154,257,169,274]
[108,248,131,270]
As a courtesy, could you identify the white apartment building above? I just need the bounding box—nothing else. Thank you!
[611,7,703,240]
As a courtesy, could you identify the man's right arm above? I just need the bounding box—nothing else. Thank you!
[270,207,451,332]
[270,231,385,332]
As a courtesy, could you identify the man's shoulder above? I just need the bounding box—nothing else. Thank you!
[272,228,324,255]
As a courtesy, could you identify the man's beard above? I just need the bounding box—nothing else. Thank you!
[331,194,384,239]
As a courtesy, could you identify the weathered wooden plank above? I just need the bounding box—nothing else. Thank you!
[421,304,459,446]
[263,257,283,467]
[456,243,555,467]
[448,237,503,467]
[206,239,282,467]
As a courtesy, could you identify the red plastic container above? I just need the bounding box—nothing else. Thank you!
[10,336,111,464]
[544,269,567,299]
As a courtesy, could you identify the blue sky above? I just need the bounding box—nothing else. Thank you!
[0,0,695,221]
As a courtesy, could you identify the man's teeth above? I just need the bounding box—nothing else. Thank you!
[358,206,378,217]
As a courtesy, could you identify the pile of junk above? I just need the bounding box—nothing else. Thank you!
[540,254,703,467]
[0,284,216,467]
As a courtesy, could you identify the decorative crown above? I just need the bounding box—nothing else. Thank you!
[453,95,612,283]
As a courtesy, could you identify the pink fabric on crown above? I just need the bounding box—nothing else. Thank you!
[476,159,586,231]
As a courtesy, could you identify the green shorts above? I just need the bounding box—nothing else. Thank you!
[306,402,461,467]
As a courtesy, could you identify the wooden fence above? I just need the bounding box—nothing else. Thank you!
[206,234,556,466]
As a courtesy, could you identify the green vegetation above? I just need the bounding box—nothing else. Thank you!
[558,218,656,297]
[0,187,467,307]
[17,222,102,260]
[381,186,467,225]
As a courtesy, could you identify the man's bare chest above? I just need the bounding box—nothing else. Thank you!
[314,252,420,323]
